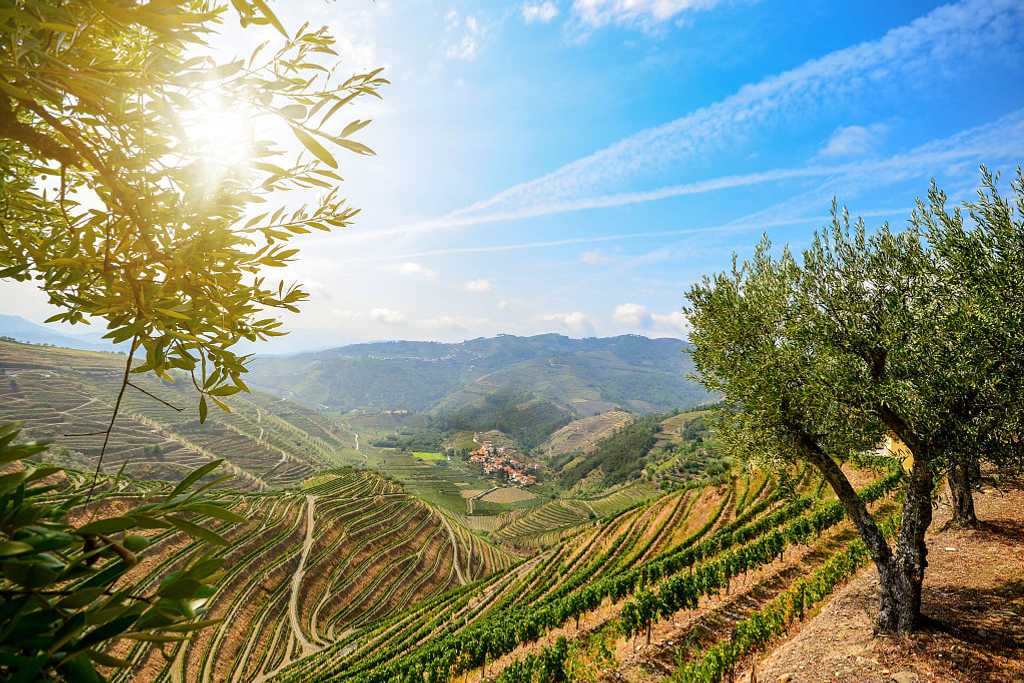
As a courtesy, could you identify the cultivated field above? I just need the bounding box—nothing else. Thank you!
[268,464,908,682]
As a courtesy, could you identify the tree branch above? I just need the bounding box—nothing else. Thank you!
[0,95,81,166]
[85,336,139,505]
[796,429,894,566]
[127,382,184,412]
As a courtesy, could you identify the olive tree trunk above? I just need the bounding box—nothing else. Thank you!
[946,460,979,528]
[804,440,932,634]
[875,460,932,632]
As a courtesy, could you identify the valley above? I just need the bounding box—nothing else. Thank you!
[0,337,736,680]
[2,336,1018,683]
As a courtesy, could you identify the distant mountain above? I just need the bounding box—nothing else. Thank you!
[0,314,111,351]
[247,333,713,419]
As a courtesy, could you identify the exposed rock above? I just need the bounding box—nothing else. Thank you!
[891,672,919,683]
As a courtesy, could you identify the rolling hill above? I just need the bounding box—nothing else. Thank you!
[247,333,713,418]
[0,313,112,351]
[2,340,931,683]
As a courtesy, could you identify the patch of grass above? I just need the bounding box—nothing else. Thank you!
[412,451,445,461]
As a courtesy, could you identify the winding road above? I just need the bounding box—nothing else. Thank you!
[288,495,317,657]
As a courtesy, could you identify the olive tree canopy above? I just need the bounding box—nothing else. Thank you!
[685,169,1024,633]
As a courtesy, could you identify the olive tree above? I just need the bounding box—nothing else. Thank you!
[685,170,1024,633]
[0,0,385,493]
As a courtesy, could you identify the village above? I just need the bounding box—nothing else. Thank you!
[468,440,539,487]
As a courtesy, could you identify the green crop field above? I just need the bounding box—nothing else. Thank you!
[412,451,445,461]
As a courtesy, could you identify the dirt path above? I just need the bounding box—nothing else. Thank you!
[440,515,468,585]
[288,494,318,657]
[752,480,1024,683]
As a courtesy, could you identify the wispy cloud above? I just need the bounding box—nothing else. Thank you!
[580,249,611,265]
[522,1,559,24]
[356,107,1024,239]
[344,207,911,264]
[445,12,488,61]
[570,0,727,33]
[817,123,889,159]
[435,0,1023,225]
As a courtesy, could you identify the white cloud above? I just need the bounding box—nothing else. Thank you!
[425,315,490,333]
[817,123,889,158]
[445,13,487,61]
[369,307,406,325]
[386,261,436,277]
[613,303,650,327]
[327,22,379,73]
[571,0,723,32]
[374,108,1024,237]
[542,311,595,336]
[427,0,1024,227]
[613,304,690,336]
[522,2,560,23]
[650,311,690,336]
[465,278,494,293]
[580,249,610,265]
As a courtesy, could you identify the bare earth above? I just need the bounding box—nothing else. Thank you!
[752,479,1024,683]
[481,487,537,503]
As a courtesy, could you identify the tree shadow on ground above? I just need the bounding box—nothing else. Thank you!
[912,574,1024,681]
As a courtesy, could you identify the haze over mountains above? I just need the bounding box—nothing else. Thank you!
[247,333,711,417]
[0,315,711,423]
[0,314,111,351]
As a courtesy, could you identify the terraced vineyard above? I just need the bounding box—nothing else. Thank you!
[0,340,351,488]
[39,467,515,683]
[1,339,907,683]
[483,481,661,548]
[266,463,902,682]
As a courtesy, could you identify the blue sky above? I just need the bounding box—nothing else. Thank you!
[5,0,1024,350]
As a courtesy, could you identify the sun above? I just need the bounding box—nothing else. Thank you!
[182,96,255,170]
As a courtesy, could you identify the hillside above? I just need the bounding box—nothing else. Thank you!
[546,408,728,493]
[538,409,634,459]
[0,340,350,489]
[41,467,516,683]
[268,463,913,682]
[0,313,111,351]
[246,334,712,418]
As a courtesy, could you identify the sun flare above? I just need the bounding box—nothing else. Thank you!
[182,97,255,170]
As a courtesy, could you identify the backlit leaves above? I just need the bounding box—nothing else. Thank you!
[0,0,387,418]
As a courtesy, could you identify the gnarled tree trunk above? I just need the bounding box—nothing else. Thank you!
[946,460,979,528]
[876,459,932,632]
[804,438,933,634]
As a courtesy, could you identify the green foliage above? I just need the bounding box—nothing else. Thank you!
[684,169,1024,630]
[669,513,900,682]
[0,424,239,682]
[557,414,663,488]
[618,470,900,639]
[686,168,1024,476]
[371,426,446,452]
[436,391,572,450]
[0,0,385,415]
